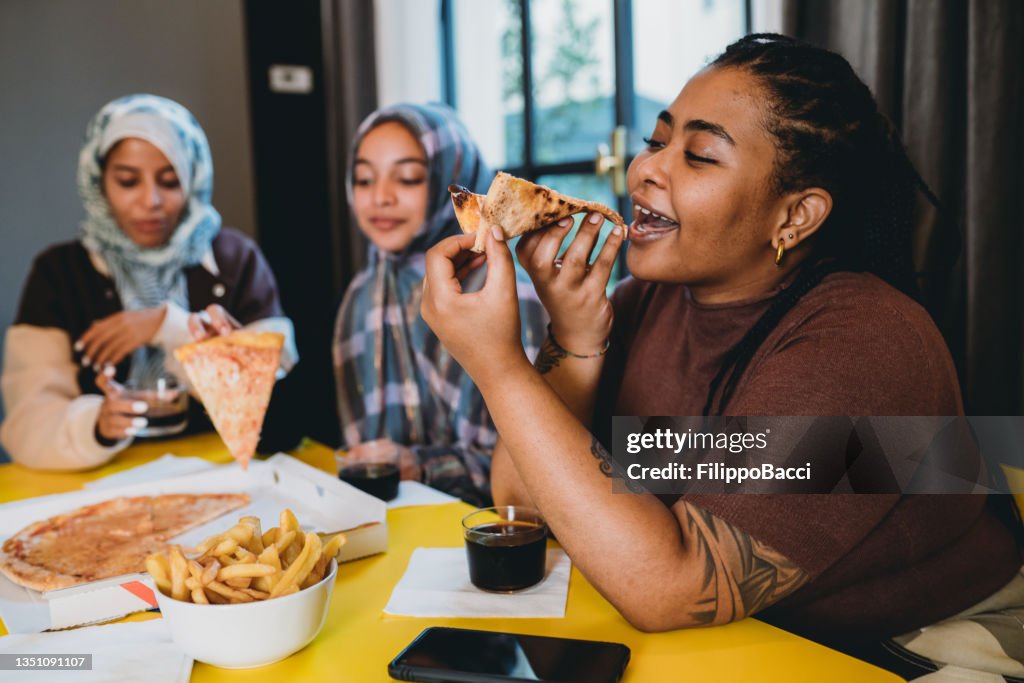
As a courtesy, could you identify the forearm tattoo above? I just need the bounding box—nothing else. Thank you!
[676,501,809,625]
[590,435,615,478]
[534,336,569,375]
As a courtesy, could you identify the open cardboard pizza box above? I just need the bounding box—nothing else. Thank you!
[0,453,387,633]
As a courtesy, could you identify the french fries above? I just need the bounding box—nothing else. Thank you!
[146,508,346,605]
[145,553,172,594]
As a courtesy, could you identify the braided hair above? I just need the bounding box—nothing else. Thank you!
[702,33,949,416]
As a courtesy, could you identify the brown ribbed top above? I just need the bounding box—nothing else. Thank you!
[598,271,1021,644]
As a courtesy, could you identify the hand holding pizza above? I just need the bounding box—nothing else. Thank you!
[444,173,626,361]
[188,304,241,341]
[516,211,625,355]
[421,230,529,385]
[74,307,167,372]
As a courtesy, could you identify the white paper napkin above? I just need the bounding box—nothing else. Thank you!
[387,481,459,509]
[0,619,192,683]
[83,455,216,490]
[384,547,571,618]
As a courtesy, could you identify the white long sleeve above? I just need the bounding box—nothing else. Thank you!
[0,325,131,470]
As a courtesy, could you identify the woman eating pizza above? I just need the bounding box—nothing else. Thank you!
[420,35,1024,678]
[333,103,547,506]
[1,94,297,470]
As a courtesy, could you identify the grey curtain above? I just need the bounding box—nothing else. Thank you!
[324,0,378,288]
[783,0,1024,414]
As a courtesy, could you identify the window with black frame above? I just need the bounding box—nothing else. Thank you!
[441,0,749,285]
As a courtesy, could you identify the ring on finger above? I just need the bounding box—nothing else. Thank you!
[552,258,590,273]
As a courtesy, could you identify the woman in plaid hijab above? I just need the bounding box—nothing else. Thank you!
[333,103,546,505]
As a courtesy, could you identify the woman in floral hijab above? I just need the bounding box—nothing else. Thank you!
[1,94,295,470]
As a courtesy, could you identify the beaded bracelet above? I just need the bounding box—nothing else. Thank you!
[547,323,610,359]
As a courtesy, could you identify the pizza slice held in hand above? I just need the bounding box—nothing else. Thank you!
[449,172,626,252]
[174,331,283,469]
[450,184,485,236]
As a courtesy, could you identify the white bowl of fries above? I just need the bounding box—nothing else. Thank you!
[149,510,346,669]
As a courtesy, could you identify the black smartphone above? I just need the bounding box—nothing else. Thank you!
[388,626,630,683]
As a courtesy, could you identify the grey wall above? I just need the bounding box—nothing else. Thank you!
[0,0,256,452]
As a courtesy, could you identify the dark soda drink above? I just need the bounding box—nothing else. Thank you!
[465,520,547,592]
[143,406,188,433]
[339,462,400,501]
[125,387,188,437]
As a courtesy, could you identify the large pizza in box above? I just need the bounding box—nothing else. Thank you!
[0,493,250,592]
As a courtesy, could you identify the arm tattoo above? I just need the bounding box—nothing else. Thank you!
[590,435,614,478]
[534,336,569,375]
[675,501,809,626]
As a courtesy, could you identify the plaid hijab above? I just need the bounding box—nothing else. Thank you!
[334,103,545,453]
[78,94,220,383]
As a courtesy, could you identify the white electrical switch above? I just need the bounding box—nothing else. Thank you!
[268,65,314,94]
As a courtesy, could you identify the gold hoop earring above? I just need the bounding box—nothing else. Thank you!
[775,241,785,267]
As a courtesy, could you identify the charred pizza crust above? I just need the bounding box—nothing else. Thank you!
[0,493,250,592]
[449,184,484,235]
[450,172,626,252]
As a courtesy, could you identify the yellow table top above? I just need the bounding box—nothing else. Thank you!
[0,434,901,682]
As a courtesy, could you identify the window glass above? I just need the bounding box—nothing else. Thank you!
[453,0,524,168]
[530,0,616,165]
[631,0,746,153]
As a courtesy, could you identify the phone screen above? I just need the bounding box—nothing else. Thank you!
[389,627,630,683]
